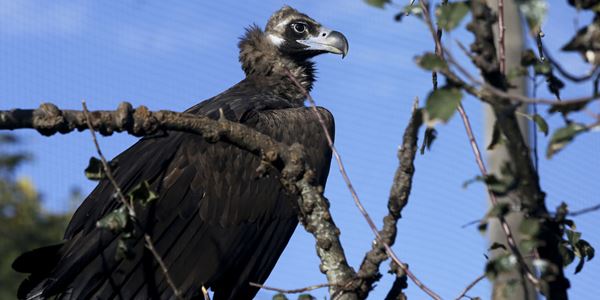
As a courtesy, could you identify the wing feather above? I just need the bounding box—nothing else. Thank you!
[16,96,334,300]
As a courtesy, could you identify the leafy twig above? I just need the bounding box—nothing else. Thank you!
[417,0,541,290]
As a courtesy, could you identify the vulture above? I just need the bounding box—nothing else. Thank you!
[12,6,348,300]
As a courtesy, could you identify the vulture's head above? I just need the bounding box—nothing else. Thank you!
[264,6,349,59]
[239,6,348,95]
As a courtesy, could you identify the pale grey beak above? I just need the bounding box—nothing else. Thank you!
[297,27,349,58]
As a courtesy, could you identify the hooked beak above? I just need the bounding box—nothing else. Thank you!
[297,27,349,58]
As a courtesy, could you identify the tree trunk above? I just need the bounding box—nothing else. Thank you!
[485,1,537,299]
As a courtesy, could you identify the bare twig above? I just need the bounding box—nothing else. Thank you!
[456,105,540,287]
[569,203,600,217]
[81,101,183,300]
[498,0,506,74]
[543,45,599,82]
[285,70,442,300]
[531,76,540,171]
[535,31,545,61]
[143,235,182,299]
[454,274,486,300]
[420,1,443,61]
[249,282,332,294]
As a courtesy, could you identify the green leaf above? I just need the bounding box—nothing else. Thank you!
[487,121,504,150]
[96,207,129,233]
[116,236,135,260]
[298,294,316,300]
[415,52,447,71]
[506,66,529,81]
[533,60,552,75]
[559,243,575,266]
[364,0,390,8]
[84,157,118,181]
[519,219,541,237]
[575,256,585,274]
[128,181,158,206]
[532,114,549,136]
[404,3,424,17]
[546,73,565,99]
[566,229,582,246]
[582,240,595,261]
[425,87,462,126]
[516,112,549,136]
[575,239,594,258]
[533,259,558,277]
[571,239,594,274]
[520,49,538,66]
[555,201,569,222]
[272,294,289,300]
[546,123,587,158]
[485,254,517,279]
[520,239,539,253]
[462,175,484,189]
[463,172,516,195]
[478,221,488,234]
[489,242,507,251]
[84,157,105,180]
[487,202,511,219]
[484,174,516,195]
[437,2,470,31]
[420,127,438,154]
[517,0,548,32]
[548,99,591,115]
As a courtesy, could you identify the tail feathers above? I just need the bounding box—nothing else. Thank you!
[12,243,64,299]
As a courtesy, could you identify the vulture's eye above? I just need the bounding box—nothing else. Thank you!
[291,23,306,33]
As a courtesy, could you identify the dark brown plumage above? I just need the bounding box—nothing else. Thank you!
[12,6,348,300]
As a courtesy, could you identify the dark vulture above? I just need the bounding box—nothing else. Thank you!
[12,6,348,300]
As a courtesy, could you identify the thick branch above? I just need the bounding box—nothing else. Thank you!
[0,102,356,297]
[355,101,422,298]
[466,1,569,298]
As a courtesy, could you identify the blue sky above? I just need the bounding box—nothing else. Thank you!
[1,1,598,299]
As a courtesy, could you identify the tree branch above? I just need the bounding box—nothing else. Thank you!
[497,0,506,74]
[0,102,357,298]
[355,99,422,299]
[454,274,486,300]
[285,70,441,300]
[248,282,332,294]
